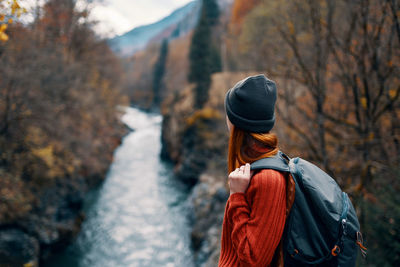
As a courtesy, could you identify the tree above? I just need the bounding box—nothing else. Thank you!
[0,0,25,42]
[202,0,219,26]
[152,39,169,107]
[188,0,221,109]
[234,1,400,264]
[0,0,126,224]
[238,0,399,181]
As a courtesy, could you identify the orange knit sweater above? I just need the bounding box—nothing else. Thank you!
[218,169,287,267]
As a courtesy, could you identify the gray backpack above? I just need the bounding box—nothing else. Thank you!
[251,151,367,266]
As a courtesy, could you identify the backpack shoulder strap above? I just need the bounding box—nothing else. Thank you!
[250,151,290,173]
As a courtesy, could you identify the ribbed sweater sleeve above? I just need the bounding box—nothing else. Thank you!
[219,169,286,267]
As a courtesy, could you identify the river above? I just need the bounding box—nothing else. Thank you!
[44,107,195,267]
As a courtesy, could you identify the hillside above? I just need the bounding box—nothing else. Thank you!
[109,1,200,57]
[0,2,128,264]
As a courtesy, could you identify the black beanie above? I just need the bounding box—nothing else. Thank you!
[224,74,277,133]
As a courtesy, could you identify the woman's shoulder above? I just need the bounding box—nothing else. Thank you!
[250,169,286,189]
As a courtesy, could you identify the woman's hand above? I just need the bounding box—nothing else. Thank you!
[228,163,253,195]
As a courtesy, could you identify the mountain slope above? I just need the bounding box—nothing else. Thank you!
[110,1,200,57]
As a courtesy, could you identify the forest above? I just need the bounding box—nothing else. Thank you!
[0,0,399,266]
[0,0,127,265]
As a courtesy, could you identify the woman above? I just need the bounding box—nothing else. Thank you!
[218,74,294,267]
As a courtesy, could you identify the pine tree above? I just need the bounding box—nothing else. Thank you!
[152,39,169,107]
[188,0,221,109]
[203,0,220,26]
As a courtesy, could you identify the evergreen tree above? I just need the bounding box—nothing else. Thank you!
[152,39,169,107]
[188,0,221,109]
[203,0,220,26]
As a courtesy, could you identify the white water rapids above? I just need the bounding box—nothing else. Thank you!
[44,107,195,267]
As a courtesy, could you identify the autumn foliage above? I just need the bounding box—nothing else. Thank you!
[0,0,126,223]
[224,0,400,265]
[231,0,261,25]
[0,0,26,41]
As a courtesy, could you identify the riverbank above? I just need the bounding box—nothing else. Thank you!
[0,114,126,266]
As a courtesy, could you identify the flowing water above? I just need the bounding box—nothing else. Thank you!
[44,107,194,267]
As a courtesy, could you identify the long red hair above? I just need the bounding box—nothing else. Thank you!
[228,125,279,173]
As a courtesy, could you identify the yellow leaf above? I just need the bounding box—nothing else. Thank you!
[11,1,20,15]
[32,145,54,167]
[0,31,8,42]
[8,18,12,24]
[23,262,34,267]
[186,108,221,126]
[287,21,295,35]
[0,23,7,32]
[0,15,4,21]
[360,97,367,109]
[368,132,374,141]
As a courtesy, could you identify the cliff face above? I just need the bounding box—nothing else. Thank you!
[161,72,257,265]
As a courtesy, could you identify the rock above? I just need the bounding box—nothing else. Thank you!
[214,187,229,203]
[188,173,227,266]
[0,228,39,267]
[6,177,87,262]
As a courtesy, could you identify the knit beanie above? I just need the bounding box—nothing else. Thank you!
[224,74,277,133]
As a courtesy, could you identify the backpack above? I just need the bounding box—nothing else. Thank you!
[250,151,367,267]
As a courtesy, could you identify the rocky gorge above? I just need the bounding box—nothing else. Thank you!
[0,69,240,267]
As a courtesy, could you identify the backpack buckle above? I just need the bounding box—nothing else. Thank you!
[290,249,299,258]
[331,245,340,257]
[356,232,367,258]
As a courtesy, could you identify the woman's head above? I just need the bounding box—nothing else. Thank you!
[225,74,277,133]
[225,75,279,172]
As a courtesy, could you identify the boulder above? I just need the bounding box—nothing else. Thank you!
[0,228,39,267]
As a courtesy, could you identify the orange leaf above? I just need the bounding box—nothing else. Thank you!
[389,89,397,99]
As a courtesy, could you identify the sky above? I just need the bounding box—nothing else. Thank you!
[91,0,194,37]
